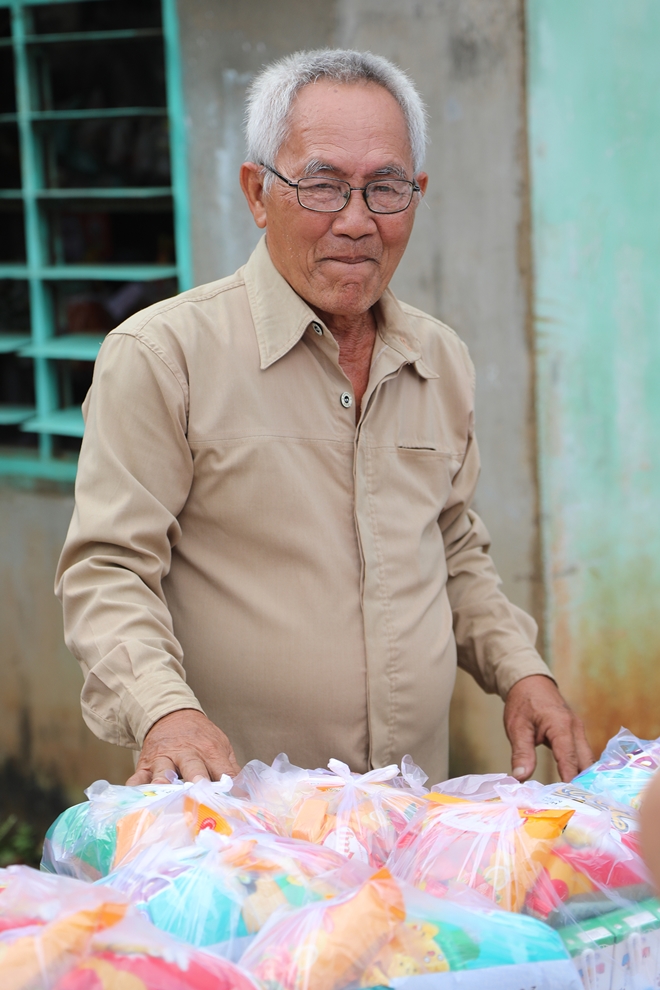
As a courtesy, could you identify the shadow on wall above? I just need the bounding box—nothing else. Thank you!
[0,759,67,867]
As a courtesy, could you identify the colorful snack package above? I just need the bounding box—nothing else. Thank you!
[573,727,660,811]
[361,882,571,984]
[522,785,652,927]
[234,754,428,866]
[388,796,573,912]
[99,829,351,953]
[42,775,282,881]
[52,912,258,990]
[0,866,129,990]
[292,759,428,866]
[241,868,405,990]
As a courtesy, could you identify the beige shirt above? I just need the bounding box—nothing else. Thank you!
[56,236,552,784]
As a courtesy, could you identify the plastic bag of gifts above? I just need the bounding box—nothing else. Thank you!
[516,782,660,990]
[240,868,581,990]
[387,788,574,912]
[572,727,660,811]
[98,827,356,957]
[41,773,282,881]
[232,753,429,866]
[0,865,257,990]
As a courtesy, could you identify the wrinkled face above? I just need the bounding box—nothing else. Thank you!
[241,80,427,320]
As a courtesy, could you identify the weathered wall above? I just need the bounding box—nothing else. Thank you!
[527,0,660,755]
[179,0,544,776]
[0,482,133,800]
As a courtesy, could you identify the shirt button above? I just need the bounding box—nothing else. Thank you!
[340,391,353,409]
[312,322,323,336]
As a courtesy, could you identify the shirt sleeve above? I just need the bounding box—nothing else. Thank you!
[439,425,555,698]
[55,330,204,749]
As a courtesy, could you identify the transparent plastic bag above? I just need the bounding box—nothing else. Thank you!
[0,865,130,989]
[42,775,282,881]
[234,754,428,866]
[292,760,428,866]
[387,795,574,912]
[525,799,651,927]
[0,865,257,990]
[98,828,352,954]
[241,867,405,990]
[52,912,258,990]
[573,727,660,811]
[361,882,571,984]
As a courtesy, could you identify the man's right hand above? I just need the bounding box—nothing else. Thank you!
[126,709,240,784]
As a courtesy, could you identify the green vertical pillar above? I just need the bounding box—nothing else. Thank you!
[161,0,193,291]
[527,0,660,752]
[11,0,56,459]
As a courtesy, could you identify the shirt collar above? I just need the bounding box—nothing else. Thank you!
[243,235,438,380]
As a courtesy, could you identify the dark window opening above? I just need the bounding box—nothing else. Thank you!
[38,117,171,189]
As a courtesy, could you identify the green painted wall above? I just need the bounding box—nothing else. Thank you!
[527,0,660,753]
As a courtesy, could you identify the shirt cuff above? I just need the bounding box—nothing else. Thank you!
[493,651,557,700]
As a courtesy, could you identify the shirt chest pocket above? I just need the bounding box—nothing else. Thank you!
[365,444,460,531]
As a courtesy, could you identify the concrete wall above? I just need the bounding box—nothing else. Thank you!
[179,0,546,776]
[0,482,133,802]
[527,0,660,756]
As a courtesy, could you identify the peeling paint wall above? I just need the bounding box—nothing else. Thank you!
[527,0,660,755]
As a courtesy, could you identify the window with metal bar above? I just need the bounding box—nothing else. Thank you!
[0,0,191,481]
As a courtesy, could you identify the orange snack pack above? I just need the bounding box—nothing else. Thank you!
[242,868,405,990]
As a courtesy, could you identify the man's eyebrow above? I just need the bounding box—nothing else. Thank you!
[301,159,337,177]
[301,160,410,180]
[372,164,408,179]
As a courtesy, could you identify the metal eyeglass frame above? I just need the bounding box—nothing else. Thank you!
[260,163,421,215]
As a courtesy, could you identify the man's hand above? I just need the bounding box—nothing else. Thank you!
[504,675,594,782]
[126,709,240,785]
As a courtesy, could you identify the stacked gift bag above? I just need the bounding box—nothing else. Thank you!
[1,728,658,989]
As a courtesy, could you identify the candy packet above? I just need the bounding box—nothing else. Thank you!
[387,794,574,912]
[98,828,352,955]
[241,867,405,990]
[42,775,282,881]
[572,728,660,811]
[0,864,257,990]
[233,754,428,866]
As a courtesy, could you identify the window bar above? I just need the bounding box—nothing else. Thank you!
[11,0,57,460]
[162,0,192,292]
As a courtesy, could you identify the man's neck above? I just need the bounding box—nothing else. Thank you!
[315,309,377,420]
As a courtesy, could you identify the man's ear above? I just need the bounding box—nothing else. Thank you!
[415,171,429,197]
[240,162,268,229]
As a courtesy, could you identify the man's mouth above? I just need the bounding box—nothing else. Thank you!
[323,256,375,265]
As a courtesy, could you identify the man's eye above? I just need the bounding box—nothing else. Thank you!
[371,182,397,194]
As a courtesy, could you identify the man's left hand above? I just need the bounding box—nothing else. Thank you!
[504,674,594,782]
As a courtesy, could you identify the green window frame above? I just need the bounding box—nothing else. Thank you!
[0,0,192,481]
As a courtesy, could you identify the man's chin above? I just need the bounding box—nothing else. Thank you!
[307,279,383,319]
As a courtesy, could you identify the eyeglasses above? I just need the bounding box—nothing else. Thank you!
[261,164,421,215]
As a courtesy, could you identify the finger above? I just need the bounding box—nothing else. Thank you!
[507,718,538,781]
[148,756,180,784]
[574,723,595,773]
[209,750,241,780]
[126,767,152,786]
[545,721,580,782]
[177,756,212,783]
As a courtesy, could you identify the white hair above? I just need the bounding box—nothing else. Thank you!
[244,49,428,187]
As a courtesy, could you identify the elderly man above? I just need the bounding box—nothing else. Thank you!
[56,49,593,787]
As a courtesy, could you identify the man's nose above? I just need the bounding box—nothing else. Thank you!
[330,189,378,237]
